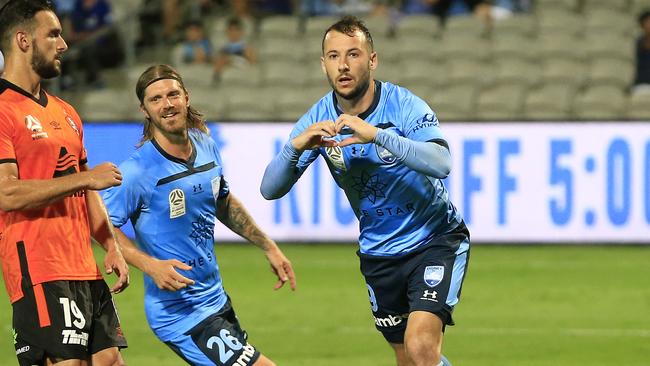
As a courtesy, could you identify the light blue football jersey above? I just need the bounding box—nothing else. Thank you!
[103,130,229,341]
[290,81,464,256]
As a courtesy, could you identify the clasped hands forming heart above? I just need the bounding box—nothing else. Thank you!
[291,114,379,152]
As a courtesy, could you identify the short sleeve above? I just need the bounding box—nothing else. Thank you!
[0,110,16,163]
[102,159,145,227]
[217,176,230,199]
[400,91,445,143]
[206,133,231,199]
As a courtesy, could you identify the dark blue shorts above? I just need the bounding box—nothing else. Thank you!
[165,298,261,366]
[358,225,470,343]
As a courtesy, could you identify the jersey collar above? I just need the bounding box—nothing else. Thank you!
[332,80,382,120]
[151,135,197,168]
[0,78,49,107]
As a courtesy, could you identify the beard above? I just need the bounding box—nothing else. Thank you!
[31,40,61,79]
[147,109,189,138]
[327,67,372,102]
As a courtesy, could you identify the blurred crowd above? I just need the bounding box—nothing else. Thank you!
[0,0,649,120]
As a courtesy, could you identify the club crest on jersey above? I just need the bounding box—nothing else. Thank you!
[325,146,347,171]
[169,189,186,219]
[65,116,80,135]
[376,146,397,164]
[24,115,48,139]
[423,266,444,287]
[211,176,221,202]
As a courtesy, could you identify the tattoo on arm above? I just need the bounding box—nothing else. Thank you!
[217,194,271,250]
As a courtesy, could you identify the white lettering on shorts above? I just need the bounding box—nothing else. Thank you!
[234,343,257,366]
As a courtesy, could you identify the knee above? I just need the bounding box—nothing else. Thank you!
[253,356,276,366]
[101,350,126,366]
[111,354,127,366]
[404,337,441,366]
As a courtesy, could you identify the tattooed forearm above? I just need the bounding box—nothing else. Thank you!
[217,194,272,250]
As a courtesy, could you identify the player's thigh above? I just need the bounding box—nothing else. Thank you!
[406,237,470,326]
[165,302,261,366]
[87,280,127,356]
[389,343,412,366]
[13,281,95,365]
[44,358,84,366]
[359,252,410,343]
[404,311,444,348]
[90,346,125,366]
[252,354,276,366]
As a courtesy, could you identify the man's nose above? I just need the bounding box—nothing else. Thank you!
[338,57,349,71]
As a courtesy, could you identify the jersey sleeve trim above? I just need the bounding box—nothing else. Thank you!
[0,158,17,164]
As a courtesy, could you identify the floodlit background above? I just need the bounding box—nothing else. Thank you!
[1,0,649,364]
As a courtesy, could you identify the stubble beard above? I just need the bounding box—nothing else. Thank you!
[328,68,372,102]
[31,40,61,79]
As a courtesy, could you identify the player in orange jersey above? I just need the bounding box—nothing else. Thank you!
[0,1,129,365]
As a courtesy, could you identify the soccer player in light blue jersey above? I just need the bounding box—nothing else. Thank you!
[260,16,469,366]
[103,64,296,366]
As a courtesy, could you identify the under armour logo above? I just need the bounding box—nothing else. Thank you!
[351,146,366,156]
[421,290,438,302]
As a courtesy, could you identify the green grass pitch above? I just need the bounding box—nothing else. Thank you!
[0,244,648,365]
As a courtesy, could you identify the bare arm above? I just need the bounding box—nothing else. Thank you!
[114,228,194,291]
[0,161,122,212]
[84,179,129,293]
[216,193,296,290]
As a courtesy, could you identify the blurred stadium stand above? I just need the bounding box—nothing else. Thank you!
[48,0,650,122]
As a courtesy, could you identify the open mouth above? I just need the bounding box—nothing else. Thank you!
[162,111,178,119]
[338,75,354,86]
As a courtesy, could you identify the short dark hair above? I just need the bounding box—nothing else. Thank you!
[321,16,374,54]
[0,0,55,54]
[639,9,650,26]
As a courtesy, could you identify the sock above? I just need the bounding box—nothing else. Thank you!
[440,354,452,366]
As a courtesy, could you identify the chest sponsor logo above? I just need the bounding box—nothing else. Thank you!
[376,146,397,164]
[423,265,444,287]
[352,171,387,204]
[325,146,347,171]
[190,214,213,250]
[169,189,186,219]
[24,115,48,140]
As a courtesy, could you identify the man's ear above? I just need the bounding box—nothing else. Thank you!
[16,31,30,52]
[369,52,378,71]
